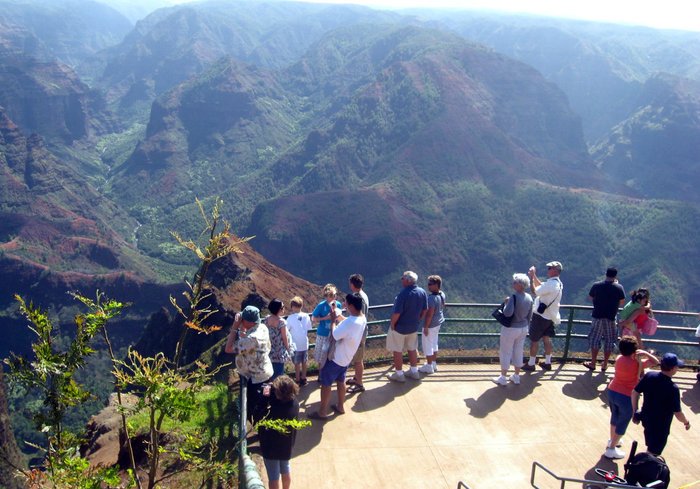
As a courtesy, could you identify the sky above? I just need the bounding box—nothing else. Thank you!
[253,0,700,32]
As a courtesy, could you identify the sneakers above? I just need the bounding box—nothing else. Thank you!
[492,375,507,386]
[418,363,434,374]
[538,361,552,371]
[604,447,625,459]
[405,369,421,380]
[509,374,521,385]
[521,363,536,372]
[608,438,623,448]
[387,371,406,382]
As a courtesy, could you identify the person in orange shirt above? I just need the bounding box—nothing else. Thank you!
[604,335,658,459]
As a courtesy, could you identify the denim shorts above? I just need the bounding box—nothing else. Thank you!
[264,458,290,482]
[607,388,633,436]
[293,350,308,365]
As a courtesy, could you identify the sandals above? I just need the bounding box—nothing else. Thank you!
[583,361,596,371]
[346,378,359,385]
[346,383,366,393]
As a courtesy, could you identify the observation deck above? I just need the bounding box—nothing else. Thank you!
[287,363,699,489]
[242,303,699,488]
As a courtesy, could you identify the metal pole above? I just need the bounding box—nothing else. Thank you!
[562,308,575,362]
[238,375,248,489]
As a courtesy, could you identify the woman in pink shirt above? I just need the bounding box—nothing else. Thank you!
[604,335,658,459]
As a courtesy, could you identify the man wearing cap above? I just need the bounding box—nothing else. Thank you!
[225,305,274,422]
[585,267,626,371]
[631,352,691,455]
[523,261,563,372]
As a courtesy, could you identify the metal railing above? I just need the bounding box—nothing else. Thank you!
[309,303,699,364]
[238,377,265,489]
[531,461,645,489]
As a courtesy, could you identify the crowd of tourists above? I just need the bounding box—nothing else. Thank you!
[224,265,696,488]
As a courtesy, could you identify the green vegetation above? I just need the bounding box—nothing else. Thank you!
[4,200,252,489]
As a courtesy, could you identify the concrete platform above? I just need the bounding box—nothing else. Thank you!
[258,363,700,489]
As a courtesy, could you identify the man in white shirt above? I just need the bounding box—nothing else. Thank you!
[523,261,563,372]
[346,273,369,393]
[308,293,367,420]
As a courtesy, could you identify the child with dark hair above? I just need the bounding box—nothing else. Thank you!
[266,298,292,380]
[259,375,300,489]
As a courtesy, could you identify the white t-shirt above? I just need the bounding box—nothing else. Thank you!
[331,314,367,367]
[287,312,312,351]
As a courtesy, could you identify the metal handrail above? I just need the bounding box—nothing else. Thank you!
[531,461,643,489]
[307,302,699,364]
[238,377,265,489]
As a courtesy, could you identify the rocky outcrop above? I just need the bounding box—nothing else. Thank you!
[133,235,325,366]
[82,393,140,469]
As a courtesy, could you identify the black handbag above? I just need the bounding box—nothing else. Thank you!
[492,295,516,327]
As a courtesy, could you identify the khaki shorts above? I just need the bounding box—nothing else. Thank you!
[386,329,418,352]
[351,329,367,364]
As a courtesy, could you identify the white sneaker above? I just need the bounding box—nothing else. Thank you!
[387,371,406,382]
[418,363,434,374]
[405,369,421,380]
[608,438,623,448]
[492,375,507,386]
[432,363,438,372]
[509,374,521,385]
[604,447,625,459]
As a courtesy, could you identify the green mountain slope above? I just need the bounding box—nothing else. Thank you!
[591,73,700,202]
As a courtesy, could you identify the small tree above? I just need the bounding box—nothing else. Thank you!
[4,295,126,489]
[111,198,250,489]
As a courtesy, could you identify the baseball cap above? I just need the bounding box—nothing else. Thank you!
[660,352,684,369]
[546,261,563,271]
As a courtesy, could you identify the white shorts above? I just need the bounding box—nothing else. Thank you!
[386,329,418,352]
[422,324,441,356]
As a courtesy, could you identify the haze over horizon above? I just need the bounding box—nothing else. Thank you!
[160,0,700,32]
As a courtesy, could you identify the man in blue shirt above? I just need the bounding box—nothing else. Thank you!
[387,271,428,382]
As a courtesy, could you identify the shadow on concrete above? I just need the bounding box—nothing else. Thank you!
[681,378,700,414]
[351,366,421,413]
[562,369,609,401]
[582,455,623,489]
[463,372,540,418]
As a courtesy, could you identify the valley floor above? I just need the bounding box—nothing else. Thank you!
[250,363,700,489]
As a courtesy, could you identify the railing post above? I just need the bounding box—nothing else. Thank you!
[562,308,576,362]
[238,375,248,489]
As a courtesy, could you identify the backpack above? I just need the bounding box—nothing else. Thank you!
[624,451,670,488]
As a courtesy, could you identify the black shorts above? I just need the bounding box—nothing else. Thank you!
[529,313,555,342]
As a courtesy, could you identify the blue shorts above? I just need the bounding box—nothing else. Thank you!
[607,389,633,436]
[263,458,290,482]
[293,350,308,365]
[318,360,347,386]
